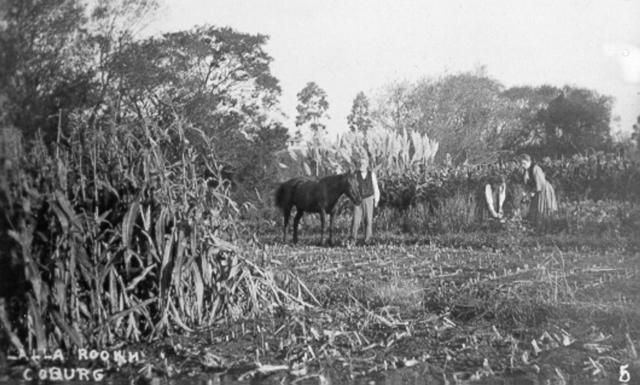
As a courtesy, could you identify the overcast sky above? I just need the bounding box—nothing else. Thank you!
[146,0,640,137]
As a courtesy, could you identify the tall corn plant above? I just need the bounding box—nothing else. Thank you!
[0,117,308,354]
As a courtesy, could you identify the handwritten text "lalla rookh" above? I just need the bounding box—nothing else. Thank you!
[10,348,142,366]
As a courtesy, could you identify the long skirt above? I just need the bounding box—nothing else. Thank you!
[529,182,558,222]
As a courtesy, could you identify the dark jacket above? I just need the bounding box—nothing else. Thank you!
[357,171,375,198]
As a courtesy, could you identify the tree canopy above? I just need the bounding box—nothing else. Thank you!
[295,82,329,134]
[372,71,517,164]
[347,91,373,134]
[370,71,615,164]
[501,85,613,157]
[0,0,96,139]
[0,0,289,194]
[0,2,619,174]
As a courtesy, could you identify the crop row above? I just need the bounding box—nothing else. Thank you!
[0,122,307,353]
[285,131,640,210]
[379,155,640,210]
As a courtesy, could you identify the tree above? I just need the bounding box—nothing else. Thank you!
[1,0,288,192]
[535,87,613,156]
[0,0,96,140]
[84,0,160,127]
[347,91,373,133]
[295,82,329,133]
[370,81,413,133]
[111,25,287,185]
[500,85,614,157]
[374,71,518,165]
[500,85,562,154]
[413,72,509,164]
[0,0,160,141]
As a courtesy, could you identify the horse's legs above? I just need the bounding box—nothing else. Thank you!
[282,207,292,243]
[293,210,304,244]
[319,209,326,245]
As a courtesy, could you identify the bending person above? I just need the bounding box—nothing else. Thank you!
[518,154,558,222]
[477,174,507,222]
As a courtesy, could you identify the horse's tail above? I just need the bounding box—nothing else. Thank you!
[274,183,287,212]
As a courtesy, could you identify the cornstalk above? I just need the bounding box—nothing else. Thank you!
[56,109,62,161]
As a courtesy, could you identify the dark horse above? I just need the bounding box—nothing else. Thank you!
[275,172,362,244]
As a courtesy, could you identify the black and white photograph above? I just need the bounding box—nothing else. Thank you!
[1,0,640,383]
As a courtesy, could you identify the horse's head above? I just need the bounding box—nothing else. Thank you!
[345,171,362,205]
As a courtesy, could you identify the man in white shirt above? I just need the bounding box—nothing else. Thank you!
[351,155,380,244]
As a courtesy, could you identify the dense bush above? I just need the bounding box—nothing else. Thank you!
[542,154,640,202]
[560,200,640,236]
[377,154,640,211]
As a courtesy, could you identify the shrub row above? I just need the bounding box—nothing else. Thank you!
[378,154,640,210]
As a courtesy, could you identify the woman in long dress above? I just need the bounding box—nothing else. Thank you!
[518,154,558,222]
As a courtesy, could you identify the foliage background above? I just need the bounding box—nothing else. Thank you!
[1,0,639,358]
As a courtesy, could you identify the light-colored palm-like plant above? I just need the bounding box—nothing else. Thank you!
[288,127,438,179]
